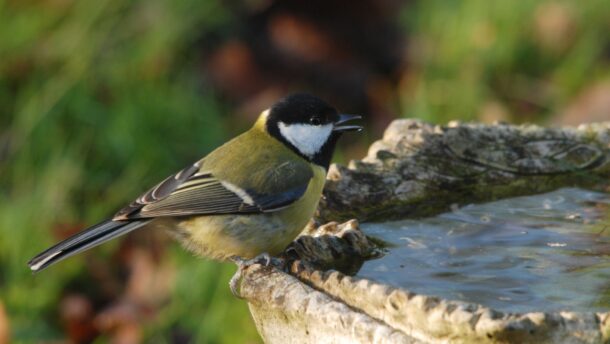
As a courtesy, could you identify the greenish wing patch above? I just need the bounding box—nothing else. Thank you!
[122,160,313,218]
[253,159,314,195]
[134,176,260,217]
[114,162,203,219]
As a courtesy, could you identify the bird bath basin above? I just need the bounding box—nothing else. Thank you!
[360,187,610,314]
[240,120,610,343]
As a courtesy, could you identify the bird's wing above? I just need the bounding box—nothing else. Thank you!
[113,159,313,220]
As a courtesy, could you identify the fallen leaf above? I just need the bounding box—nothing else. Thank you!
[60,294,98,343]
[0,301,9,344]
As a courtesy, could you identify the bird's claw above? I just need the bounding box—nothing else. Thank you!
[230,252,272,268]
[229,252,277,298]
[229,271,243,299]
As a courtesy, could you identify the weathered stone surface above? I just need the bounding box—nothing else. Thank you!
[242,120,610,343]
[242,264,419,344]
[286,219,380,275]
[240,220,399,343]
[243,220,610,344]
[293,267,610,344]
[319,120,610,222]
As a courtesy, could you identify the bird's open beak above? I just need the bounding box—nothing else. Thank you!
[333,114,363,132]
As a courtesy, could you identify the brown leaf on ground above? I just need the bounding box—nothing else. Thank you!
[0,301,9,344]
[534,2,577,53]
[206,40,264,99]
[88,229,174,343]
[94,301,143,344]
[555,81,610,125]
[124,247,174,306]
[60,294,98,343]
[268,14,341,63]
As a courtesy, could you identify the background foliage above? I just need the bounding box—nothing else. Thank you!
[0,0,609,342]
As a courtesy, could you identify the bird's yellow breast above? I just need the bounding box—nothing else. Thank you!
[167,164,327,261]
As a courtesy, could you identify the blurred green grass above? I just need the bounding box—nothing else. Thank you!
[400,0,610,124]
[1,0,609,342]
[0,0,260,343]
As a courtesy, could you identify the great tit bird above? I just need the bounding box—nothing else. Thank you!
[28,93,361,294]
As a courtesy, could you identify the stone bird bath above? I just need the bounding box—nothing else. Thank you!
[237,120,610,344]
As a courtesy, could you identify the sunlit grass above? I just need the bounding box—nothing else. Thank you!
[400,0,610,124]
[0,0,261,342]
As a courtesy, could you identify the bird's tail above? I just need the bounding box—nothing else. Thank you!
[28,219,152,272]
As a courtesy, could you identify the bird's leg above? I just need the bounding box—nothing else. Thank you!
[229,253,273,298]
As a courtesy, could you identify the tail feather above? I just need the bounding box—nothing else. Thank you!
[28,219,152,272]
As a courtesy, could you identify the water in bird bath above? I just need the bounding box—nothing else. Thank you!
[359,187,610,313]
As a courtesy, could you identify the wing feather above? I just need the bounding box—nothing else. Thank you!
[113,158,312,220]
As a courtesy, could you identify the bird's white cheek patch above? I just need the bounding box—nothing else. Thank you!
[278,122,333,157]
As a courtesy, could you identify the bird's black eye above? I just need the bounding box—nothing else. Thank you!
[310,116,322,125]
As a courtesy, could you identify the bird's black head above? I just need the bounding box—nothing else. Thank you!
[264,93,361,169]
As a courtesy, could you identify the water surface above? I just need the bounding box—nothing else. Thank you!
[359,188,610,313]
